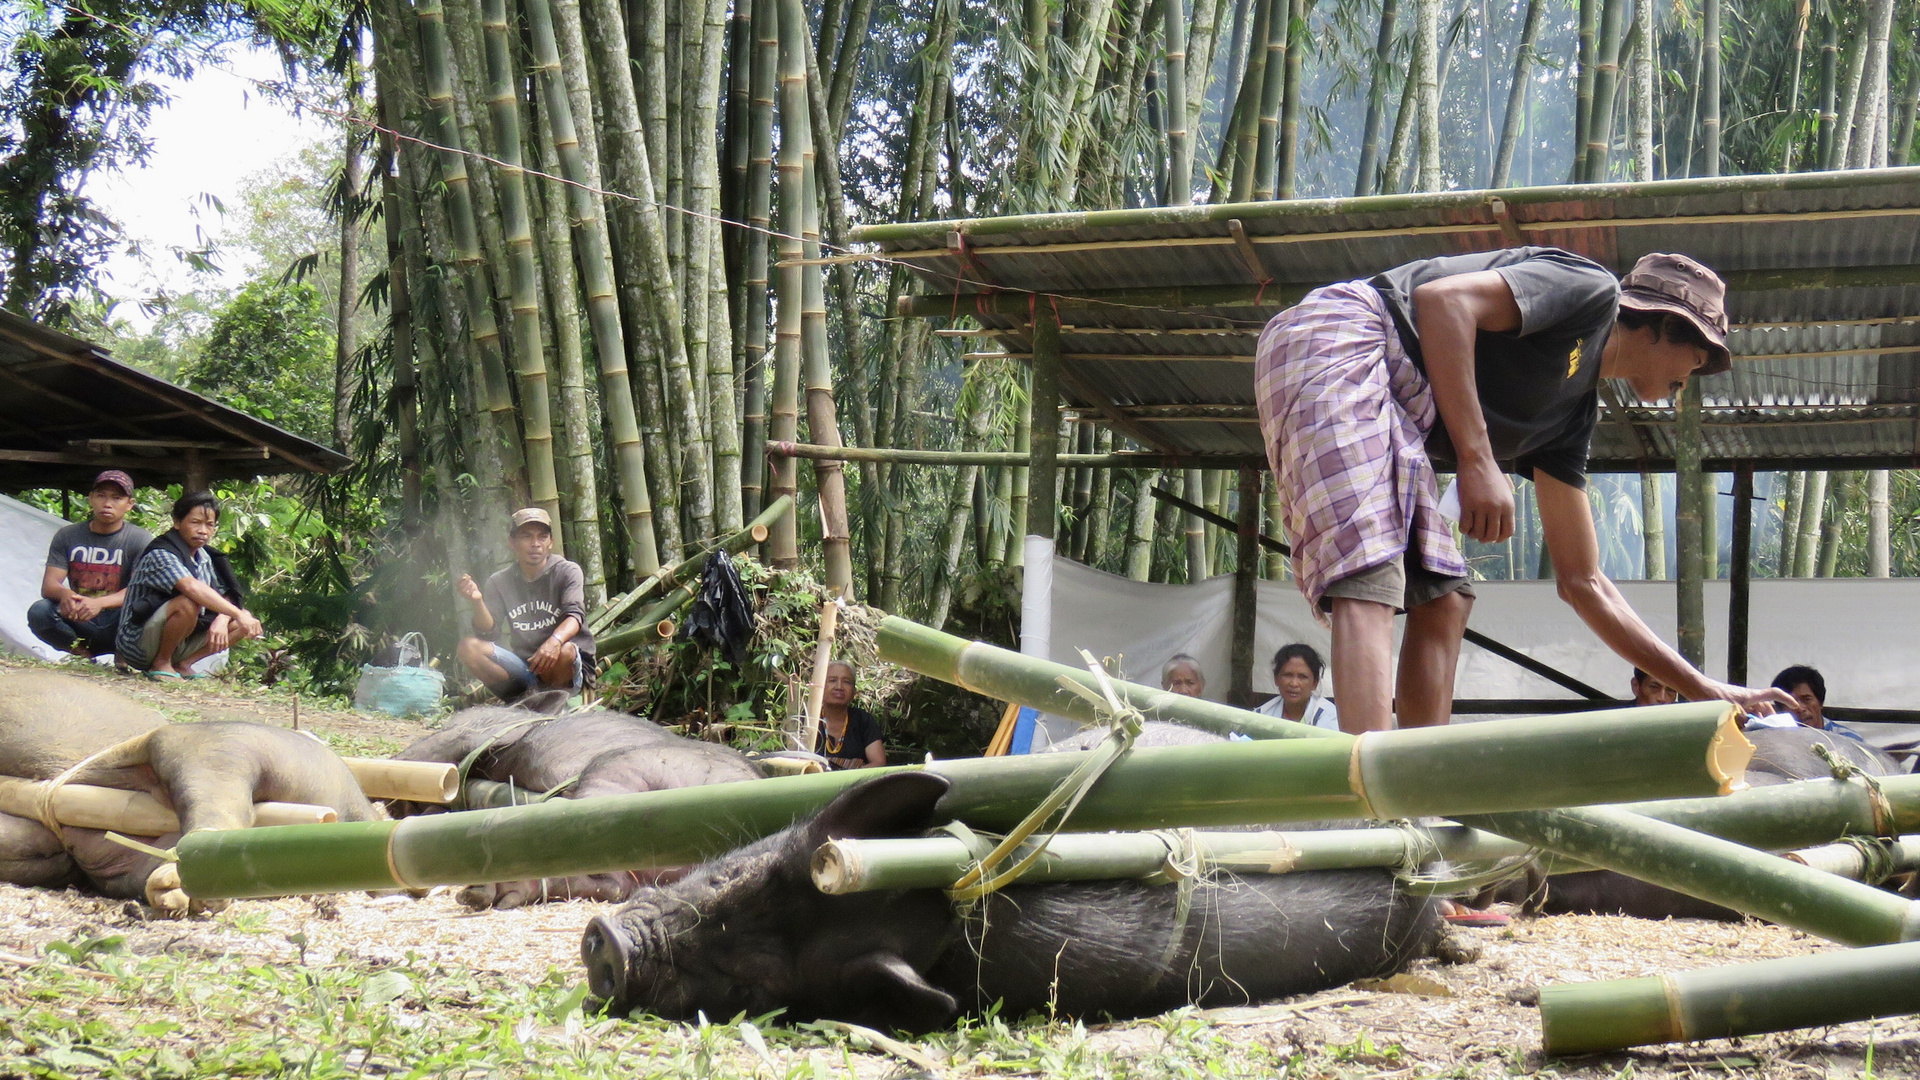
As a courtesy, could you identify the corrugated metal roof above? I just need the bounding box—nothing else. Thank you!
[0,309,353,492]
[857,169,1920,470]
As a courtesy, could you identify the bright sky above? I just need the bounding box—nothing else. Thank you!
[90,44,334,325]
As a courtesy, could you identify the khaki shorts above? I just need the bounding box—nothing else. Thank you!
[132,603,211,671]
[1320,549,1475,614]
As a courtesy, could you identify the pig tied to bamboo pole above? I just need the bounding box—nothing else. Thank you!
[175,671,1748,901]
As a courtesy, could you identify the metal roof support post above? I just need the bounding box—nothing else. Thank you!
[1728,465,1753,685]
[1021,302,1063,660]
[1675,379,1707,670]
[1230,467,1261,706]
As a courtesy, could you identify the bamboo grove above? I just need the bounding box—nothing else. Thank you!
[348,0,1920,620]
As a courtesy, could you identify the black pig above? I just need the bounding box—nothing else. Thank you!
[581,771,1439,1030]
[393,701,762,908]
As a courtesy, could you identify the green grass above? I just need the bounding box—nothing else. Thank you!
[0,931,1380,1080]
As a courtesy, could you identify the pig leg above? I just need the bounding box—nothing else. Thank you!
[462,870,683,911]
[0,812,80,889]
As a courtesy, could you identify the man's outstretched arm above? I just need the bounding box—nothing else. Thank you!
[1535,471,1792,715]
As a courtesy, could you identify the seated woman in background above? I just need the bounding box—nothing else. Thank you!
[1255,643,1340,730]
[815,660,885,769]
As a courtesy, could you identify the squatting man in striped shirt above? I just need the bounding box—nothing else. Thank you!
[1253,247,1794,736]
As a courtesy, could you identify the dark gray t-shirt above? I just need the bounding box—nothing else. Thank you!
[47,521,154,598]
[480,555,596,661]
[1370,246,1619,488]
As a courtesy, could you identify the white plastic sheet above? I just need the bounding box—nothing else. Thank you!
[0,493,65,662]
[1046,555,1920,712]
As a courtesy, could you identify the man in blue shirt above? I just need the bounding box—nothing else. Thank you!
[1764,665,1867,744]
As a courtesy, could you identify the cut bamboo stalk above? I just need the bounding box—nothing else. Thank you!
[756,756,825,777]
[0,777,335,834]
[594,496,793,655]
[798,599,841,754]
[812,823,1533,894]
[340,758,460,804]
[1784,835,1920,881]
[1457,805,1920,946]
[877,615,1372,742]
[176,681,1749,900]
[1540,940,1920,1054]
[589,499,784,635]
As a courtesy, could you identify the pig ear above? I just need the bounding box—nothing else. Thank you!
[840,951,959,1031]
[806,772,952,844]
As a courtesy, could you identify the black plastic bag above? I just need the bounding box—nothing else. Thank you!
[682,549,757,666]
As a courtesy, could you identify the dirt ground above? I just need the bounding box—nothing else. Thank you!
[1,656,1914,1078]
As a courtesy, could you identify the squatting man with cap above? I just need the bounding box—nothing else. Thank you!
[457,507,597,702]
[29,469,153,657]
[1255,248,1793,736]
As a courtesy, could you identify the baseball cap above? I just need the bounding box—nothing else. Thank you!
[1618,253,1732,376]
[91,470,135,497]
[510,506,553,533]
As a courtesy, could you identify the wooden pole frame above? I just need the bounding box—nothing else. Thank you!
[1727,464,1753,684]
[1229,467,1260,706]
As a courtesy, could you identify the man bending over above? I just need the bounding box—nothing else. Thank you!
[457,507,595,702]
[1255,248,1790,732]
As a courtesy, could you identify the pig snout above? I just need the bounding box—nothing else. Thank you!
[582,914,636,1015]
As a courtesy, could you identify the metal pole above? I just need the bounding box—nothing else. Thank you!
[1728,465,1753,685]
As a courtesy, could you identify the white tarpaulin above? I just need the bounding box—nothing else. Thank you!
[1044,556,1920,731]
[0,493,66,662]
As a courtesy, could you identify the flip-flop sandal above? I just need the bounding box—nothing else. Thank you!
[143,670,184,682]
[1443,910,1512,928]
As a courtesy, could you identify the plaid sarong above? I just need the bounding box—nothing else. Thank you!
[1254,281,1466,614]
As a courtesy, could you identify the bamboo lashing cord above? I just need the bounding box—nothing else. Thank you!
[946,650,1143,903]
[31,732,155,845]
[1811,743,1899,837]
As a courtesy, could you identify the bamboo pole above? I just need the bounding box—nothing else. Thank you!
[1787,835,1920,880]
[1675,379,1706,667]
[590,496,788,634]
[1125,470,1160,580]
[175,688,1750,900]
[413,0,525,494]
[812,822,1534,894]
[876,617,1745,775]
[1581,0,1627,181]
[1701,0,1721,175]
[1457,804,1920,946]
[739,0,777,522]
[766,0,807,568]
[798,598,840,753]
[1352,0,1399,195]
[1250,0,1288,201]
[524,0,659,576]
[1489,0,1541,188]
[767,445,1265,471]
[1229,467,1259,705]
[1540,940,1920,1054]
[340,758,460,803]
[0,778,336,834]
[1164,0,1192,206]
[1868,468,1890,576]
[479,0,565,543]
[1794,470,1827,577]
[1413,0,1440,190]
[797,137,854,593]
[1573,0,1595,177]
[595,496,790,655]
[1275,0,1307,198]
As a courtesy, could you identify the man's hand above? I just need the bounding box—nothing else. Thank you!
[1694,680,1796,716]
[60,594,102,622]
[457,574,484,603]
[528,637,570,683]
[206,614,231,653]
[1456,461,1514,544]
[234,609,264,641]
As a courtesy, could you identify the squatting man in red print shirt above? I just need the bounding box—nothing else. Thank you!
[1254,248,1793,736]
[457,507,596,702]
